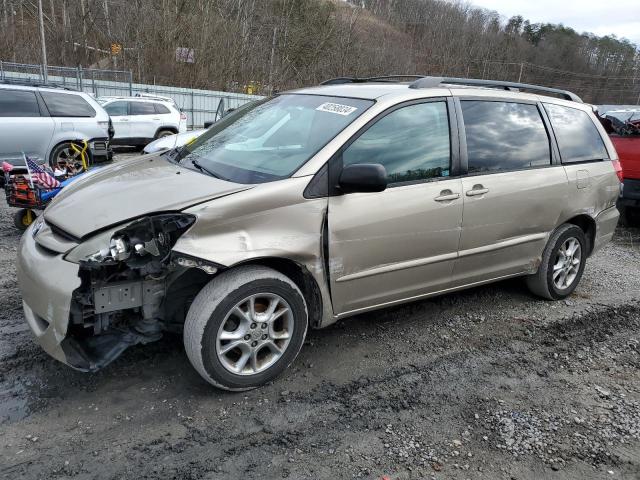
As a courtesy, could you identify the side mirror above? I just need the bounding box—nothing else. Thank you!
[203,120,215,129]
[338,163,387,194]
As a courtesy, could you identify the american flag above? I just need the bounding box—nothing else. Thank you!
[25,156,61,189]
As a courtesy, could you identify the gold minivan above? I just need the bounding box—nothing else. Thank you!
[17,77,621,390]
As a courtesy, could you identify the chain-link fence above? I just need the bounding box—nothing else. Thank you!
[0,61,262,128]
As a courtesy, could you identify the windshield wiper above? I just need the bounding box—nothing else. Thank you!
[191,159,229,181]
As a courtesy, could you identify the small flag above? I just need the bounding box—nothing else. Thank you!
[2,161,12,173]
[25,156,61,189]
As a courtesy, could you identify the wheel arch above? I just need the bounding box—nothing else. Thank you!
[47,137,94,165]
[155,126,178,137]
[229,257,324,329]
[563,214,596,256]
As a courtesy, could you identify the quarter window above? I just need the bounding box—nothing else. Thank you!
[130,102,157,115]
[543,103,609,163]
[104,101,128,116]
[154,103,171,114]
[342,102,451,184]
[40,92,95,117]
[0,90,40,117]
[462,101,551,174]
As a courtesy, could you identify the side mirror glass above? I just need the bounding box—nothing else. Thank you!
[338,163,388,194]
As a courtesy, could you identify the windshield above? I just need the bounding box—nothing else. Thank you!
[177,94,374,184]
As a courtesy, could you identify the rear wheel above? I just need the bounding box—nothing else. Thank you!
[13,208,37,231]
[527,224,587,300]
[155,129,175,139]
[183,265,308,391]
[49,142,87,174]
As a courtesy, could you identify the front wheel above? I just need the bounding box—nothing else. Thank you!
[527,224,587,300]
[184,266,308,391]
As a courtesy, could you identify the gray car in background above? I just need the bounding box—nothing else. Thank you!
[0,83,112,169]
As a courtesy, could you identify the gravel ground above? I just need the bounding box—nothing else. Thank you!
[1,152,639,479]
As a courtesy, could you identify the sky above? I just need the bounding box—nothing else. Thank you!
[466,0,640,46]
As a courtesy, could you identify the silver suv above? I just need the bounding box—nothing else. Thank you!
[17,76,621,390]
[0,83,112,169]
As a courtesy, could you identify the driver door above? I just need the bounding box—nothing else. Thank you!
[328,99,464,315]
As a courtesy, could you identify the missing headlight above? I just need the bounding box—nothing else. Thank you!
[82,214,195,267]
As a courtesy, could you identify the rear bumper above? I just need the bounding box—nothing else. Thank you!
[619,178,640,208]
[17,223,81,367]
[593,205,620,254]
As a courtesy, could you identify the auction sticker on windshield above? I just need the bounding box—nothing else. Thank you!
[316,103,358,115]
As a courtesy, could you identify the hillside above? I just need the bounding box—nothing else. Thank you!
[1,0,638,103]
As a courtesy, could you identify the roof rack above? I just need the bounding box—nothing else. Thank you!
[0,79,77,91]
[408,76,582,102]
[321,75,426,85]
[319,75,582,103]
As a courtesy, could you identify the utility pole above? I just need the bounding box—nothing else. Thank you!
[518,62,524,83]
[103,0,111,37]
[38,0,48,84]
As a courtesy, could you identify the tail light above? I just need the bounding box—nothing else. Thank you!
[180,112,187,121]
[612,159,624,182]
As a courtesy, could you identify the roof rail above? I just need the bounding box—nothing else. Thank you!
[321,75,426,85]
[409,76,582,102]
[0,79,77,91]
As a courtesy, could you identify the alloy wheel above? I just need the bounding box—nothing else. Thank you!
[552,237,582,290]
[215,293,294,375]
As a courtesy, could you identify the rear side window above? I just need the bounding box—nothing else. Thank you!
[104,101,128,116]
[130,102,157,115]
[0,90,41,117]
[543,103,609,163]
[41,92,95,117]
[462,101,551,174]
[343,101,451,184]
[154,103,171,114]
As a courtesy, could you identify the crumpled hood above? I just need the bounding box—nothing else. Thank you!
[44,154,251,238]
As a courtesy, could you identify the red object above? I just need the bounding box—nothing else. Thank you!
[25,156,61,188]
[610,135,640,181]
[2,161,12,173]
[180,112,187,120]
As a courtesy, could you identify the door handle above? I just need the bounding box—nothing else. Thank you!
[434,190,460,202]
[121,118,129,122]
[152,118,161,120]
[466,184,489,196]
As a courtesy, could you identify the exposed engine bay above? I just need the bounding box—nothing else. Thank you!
[63,214,217,371]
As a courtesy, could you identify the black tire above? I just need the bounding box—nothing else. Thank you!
[620,206,640,227]
[184,265,308,391]
[155,129,175,139]
[526,224,587,300]
[49,142,90,171]
[13,209,37,231]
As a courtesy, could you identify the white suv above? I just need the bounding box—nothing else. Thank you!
[98,96,187,147]
[0,83,112,169]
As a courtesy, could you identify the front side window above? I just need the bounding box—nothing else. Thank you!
[544,103,609,163]
[130,102,157,115]
[40,92,95,117]
[104,101,128,116]
[178,95,373,184]
[342,101,451,184]
[0,90,40,117]
[462,101,551,174]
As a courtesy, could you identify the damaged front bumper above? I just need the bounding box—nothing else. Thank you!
[17,215,211,372]
[17,225,82,366]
